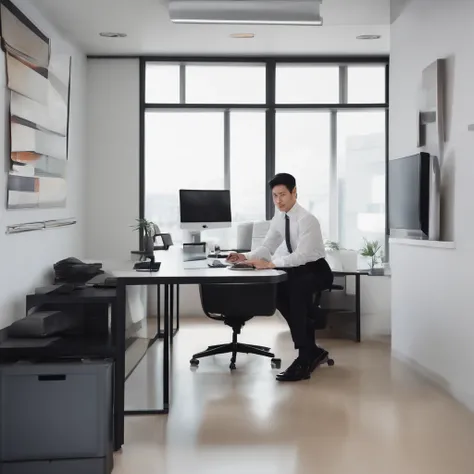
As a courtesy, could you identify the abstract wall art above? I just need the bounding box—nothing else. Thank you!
[417,58,446,165]
[0,0,71,209]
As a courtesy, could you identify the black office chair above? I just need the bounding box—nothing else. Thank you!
[190,283,282,370]
[153,232,173,251]
[306,276,342,367]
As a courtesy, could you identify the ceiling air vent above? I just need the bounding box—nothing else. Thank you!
[169,0,323,26]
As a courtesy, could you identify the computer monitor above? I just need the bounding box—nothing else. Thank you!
[389,152,440,240]
[179,189,232,242]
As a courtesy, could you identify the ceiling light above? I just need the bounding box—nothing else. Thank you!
[169,0,323,26]
[99,32,127,38]
[230,33,255,39]
[356,35,381,40]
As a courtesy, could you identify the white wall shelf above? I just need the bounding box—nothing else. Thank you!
[6,218,76,235]
[389,238,455,249]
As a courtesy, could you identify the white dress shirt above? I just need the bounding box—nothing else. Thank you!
[244,202,326,268]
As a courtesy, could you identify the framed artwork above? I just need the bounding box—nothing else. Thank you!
[0,0,71,209]
[418,58,446,165]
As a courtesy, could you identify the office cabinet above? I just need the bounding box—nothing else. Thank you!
[0,361,113,474]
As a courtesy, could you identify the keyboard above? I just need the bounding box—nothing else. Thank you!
[229,263,255,270]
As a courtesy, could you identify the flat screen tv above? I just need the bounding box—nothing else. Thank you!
[389,152,440,240]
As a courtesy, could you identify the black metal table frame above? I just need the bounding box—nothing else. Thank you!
[332,271,368,343]
[113,272,287,452]
[114,281,173,452]
[152,284,180,344]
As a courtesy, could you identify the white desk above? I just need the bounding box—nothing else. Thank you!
[116,247,285,283]
[111,247,287,450]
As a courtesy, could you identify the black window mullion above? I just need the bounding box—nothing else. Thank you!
[179,64,186,104]
[266,60,276,221]
[330,110,338,242]
[224,110,230,190]
[139,57,146,250]
[339,65,348,104]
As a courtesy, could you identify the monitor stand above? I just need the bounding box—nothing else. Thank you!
[183,230,202,244]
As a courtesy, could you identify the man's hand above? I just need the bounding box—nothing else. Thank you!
[226,253,246,263]
[246,259,276,270]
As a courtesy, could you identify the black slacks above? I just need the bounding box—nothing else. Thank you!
[276,258,333,350]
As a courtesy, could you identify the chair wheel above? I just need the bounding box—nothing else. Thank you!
[327,358,335,367]
[271,358,281,369]
[190,359,199,367]
[229,363,236,370]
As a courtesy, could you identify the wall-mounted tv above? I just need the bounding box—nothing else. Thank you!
[389,152,440,240]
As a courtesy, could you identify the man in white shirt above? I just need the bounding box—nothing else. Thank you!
[227,173,333,382]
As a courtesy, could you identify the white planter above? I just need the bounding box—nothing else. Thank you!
[340,250,358,295]
[325,249,360,295]
[339,250,358,272]
[325,249,344,271]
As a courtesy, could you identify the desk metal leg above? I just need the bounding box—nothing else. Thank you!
[114,282,126,451]
[157,284,161,337]
[154,284,178,341]
[356,274,361,342]
[176,285,180,330]
[163,284,170,410]
[125,282,170,416]
[170,285,174,346]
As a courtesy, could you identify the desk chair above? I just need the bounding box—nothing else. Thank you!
[153,232,173,251]
[308,283,342,368]
[310,284,342,330]
[190,283,282,370]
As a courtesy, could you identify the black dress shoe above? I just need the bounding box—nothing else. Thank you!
[309,347,329,373]
[276,358,311,382]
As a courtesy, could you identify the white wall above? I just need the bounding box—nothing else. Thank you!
[390,0,474,411]
[0,1,87,329]
[85,59,140,260]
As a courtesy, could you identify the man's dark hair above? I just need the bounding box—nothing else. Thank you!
[269,173,296,192]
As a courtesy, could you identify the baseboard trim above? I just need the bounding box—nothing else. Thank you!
[392,349,474,412]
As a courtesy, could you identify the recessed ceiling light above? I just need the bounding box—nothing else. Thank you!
[99,32,127,38]
[230,33,255,39]
[356,34,381,40]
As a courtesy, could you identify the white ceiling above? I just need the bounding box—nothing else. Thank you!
[17,0,390,56]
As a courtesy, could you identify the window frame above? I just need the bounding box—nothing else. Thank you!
[140,56,389,257]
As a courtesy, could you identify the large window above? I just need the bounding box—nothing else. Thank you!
[337,111,386,251]
[229,111,266,223]
[275,65,339,104]
[186,64,266,104]
[275,111,331,237]
[145,111,224,238]
[143,59,388,252]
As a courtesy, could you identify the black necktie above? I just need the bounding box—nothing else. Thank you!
[285,214,293,254]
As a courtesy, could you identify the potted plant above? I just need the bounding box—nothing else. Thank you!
[132,218,157,255]
[360,238,383,275]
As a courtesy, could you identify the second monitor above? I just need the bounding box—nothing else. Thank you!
[179,189,232,243]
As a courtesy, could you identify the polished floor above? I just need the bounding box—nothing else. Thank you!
[115,317,474,474]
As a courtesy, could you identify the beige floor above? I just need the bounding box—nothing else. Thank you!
[115,317,474,474]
